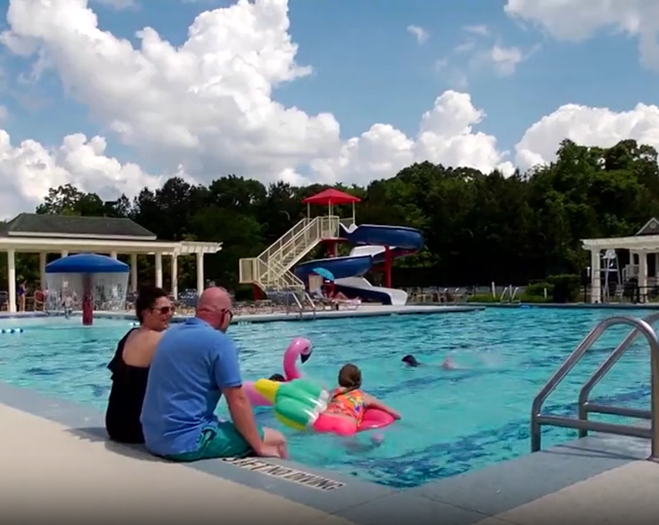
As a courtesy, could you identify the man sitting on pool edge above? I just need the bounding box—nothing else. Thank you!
[140,286,288,461]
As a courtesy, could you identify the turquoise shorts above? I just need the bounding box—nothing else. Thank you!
[165,422,264,462]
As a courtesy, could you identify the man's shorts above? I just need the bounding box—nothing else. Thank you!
[165,422,264,462]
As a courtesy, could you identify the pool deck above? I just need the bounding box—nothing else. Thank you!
[0,304,483,323]
[0,380,656,523]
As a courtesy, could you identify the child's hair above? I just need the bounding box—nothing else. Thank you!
[337,363,362,392]
[269,373,286,382]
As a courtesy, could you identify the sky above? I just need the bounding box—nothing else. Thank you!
[0,0,659,217]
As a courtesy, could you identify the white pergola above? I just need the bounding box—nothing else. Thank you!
[582,218,659,303]
[1,236,222,313]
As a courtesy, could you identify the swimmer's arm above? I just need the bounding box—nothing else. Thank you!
[362,393,401,420]
[212,337,265,455]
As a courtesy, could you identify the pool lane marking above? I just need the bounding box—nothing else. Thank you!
[222,457,345,491]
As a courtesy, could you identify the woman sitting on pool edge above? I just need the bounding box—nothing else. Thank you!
[402,354,457,370]
[315,363,401,436]
[105,286,173,444]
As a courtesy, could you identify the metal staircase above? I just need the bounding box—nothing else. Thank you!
[239,215,340,292]
[530,312,659,459]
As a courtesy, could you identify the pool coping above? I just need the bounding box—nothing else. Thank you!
[0,380,652,524]
[460,302,659,309]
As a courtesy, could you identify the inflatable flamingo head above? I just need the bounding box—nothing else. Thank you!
[283,337,313,380]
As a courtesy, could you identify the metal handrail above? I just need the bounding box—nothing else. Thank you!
[304,292,317,320]
[530,316,659,458]
[577,311,659,435]
[499,286,509,302]
[510,286,520,302]
[289,291,304,319]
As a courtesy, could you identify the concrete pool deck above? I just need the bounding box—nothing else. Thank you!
[0,304,482,323]
[0,380,657,524]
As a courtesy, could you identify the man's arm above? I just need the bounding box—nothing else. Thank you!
[211,337,264,455]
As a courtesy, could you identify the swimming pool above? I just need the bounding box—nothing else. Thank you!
[0,308,654,488]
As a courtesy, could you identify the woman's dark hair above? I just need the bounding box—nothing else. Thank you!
[269,373,286,382]
[135,286,169,323]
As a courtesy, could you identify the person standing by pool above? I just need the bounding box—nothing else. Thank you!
[141,286,288,461]
[17,280,27,312]
[105,286,172,444]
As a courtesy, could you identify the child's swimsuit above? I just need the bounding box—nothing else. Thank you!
[325,389,366,424]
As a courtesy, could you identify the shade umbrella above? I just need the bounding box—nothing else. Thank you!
[312,267,335,281]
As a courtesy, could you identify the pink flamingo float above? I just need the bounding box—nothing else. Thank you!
[244,337,312,406]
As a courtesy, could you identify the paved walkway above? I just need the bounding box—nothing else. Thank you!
[0,403,356,523]
[476,460,659,525]
[2,397,658,524]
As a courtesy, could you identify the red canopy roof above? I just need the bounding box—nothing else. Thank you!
[302,188,361,206]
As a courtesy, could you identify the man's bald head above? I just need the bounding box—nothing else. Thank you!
[196,287,233,331]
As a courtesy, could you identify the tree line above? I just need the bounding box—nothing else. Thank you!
[2,138,658,298]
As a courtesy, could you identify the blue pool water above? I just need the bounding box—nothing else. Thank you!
[0,307,655,488]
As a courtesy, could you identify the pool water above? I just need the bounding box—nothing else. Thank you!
[0,308,655,488]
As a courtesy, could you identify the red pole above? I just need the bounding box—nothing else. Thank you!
[82,275,93,326]
[384,246,392,288]
[252,284,263,300]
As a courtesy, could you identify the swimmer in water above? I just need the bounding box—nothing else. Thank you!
[402,354,457,370]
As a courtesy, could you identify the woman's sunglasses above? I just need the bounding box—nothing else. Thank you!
[152,306,175,315]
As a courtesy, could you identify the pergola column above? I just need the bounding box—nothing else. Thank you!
[196,252,204,294]
[39,252,47,290]
[7,249,16,313]
[171,255,178,300]
[155,251,163,288]
[639,251,648,302]
[110,251,117,259]
[130,254,138,292]
[590,248,601,304]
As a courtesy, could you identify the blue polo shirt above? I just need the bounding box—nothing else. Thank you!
[140,317,242,456]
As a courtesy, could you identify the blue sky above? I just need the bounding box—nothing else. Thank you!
[0,0,657,169]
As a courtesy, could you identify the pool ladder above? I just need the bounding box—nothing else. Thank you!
[530,313,659,459]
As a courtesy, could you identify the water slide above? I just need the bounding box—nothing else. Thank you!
[294,224,424,305]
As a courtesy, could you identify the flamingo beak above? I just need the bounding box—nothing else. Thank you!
[301,350,312,363]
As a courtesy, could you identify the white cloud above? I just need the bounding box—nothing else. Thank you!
[406,25,429,45]
[0,131,161,218]
[476,45,525,76]
[463,25,490,37]
[0,0,658,218]
[91,0,137,9]
[515,103,659,169]
[504,0,659,70]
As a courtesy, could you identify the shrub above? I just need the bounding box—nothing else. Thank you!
[524,282,554,299]
[466,293,498,303]
[519,292,550,303]
[546,274,581,303]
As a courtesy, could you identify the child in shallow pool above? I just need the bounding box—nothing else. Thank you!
[317,363,401,436]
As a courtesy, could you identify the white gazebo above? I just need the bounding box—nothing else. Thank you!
[0,213,222,312]
[582,217,659,303]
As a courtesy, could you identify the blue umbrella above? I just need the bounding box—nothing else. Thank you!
[312,267,335,281]
[46,253,129,274]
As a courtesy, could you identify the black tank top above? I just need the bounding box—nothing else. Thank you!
[105,329,149,444]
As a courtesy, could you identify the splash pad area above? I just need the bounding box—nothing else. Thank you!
[44,253,130,325]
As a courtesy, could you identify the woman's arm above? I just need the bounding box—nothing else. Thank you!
[363,393,401,420]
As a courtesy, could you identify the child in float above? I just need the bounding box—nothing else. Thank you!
[315,363,401,436]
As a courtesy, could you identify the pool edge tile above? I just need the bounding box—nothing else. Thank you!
[409,433,650,516]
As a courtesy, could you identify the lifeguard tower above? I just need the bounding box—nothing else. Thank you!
[238,188,423,305]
